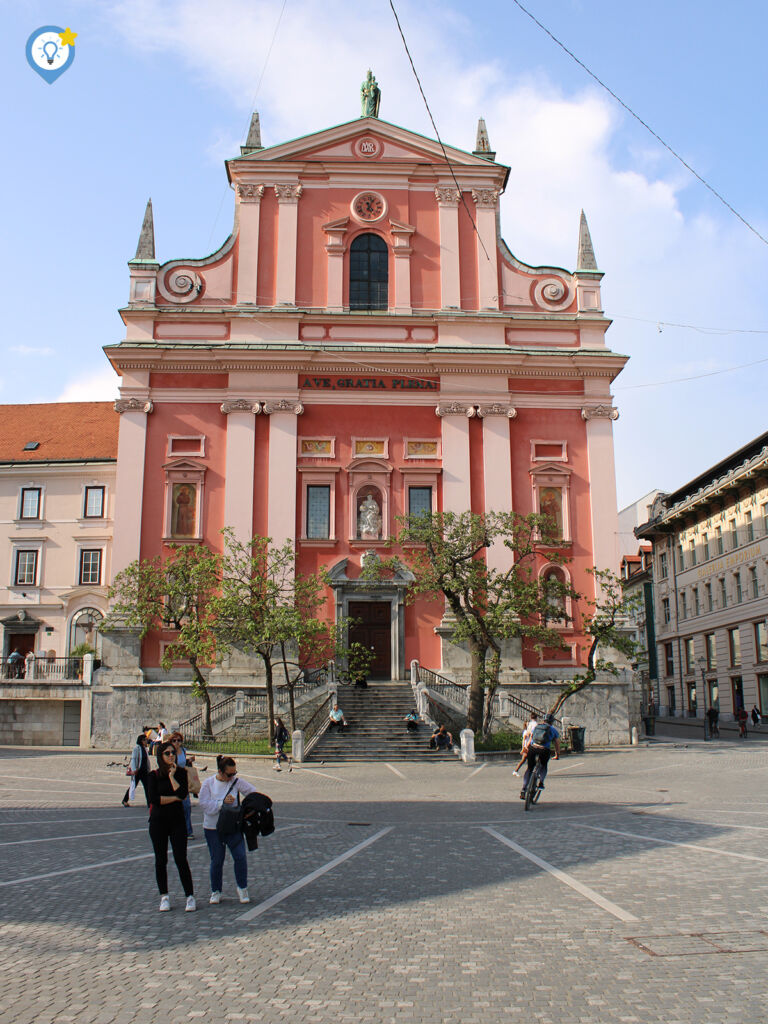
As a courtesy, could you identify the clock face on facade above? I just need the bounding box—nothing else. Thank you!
[351,191,386,222]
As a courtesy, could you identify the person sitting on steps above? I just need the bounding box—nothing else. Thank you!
[430,724,453,751]
[404,710,419,733]
[328,704,348,731]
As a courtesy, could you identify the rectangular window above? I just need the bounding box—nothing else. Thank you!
[408,486,432,520]
[702,533,709,560]
[659,551,668,579]
[735,571,743,603]
[706,582,713,612]
[719,578,727,609]
[728,627,741,667]
[746,511,754,542]
[750,566,759,599]
[79,550,102,586]
[14,550,37,586]
[729,520,738,550]
[762,504,768,536]
[677,544,685,571]
[706,632,717,670]
[689,540,697,566]
[684,637,694,673]
[20,487,41,520]
[662,598,671,624]
[715,525,724,554]
[693,587,700,616]
[306,485,331,539]
[755,621,768,663]
[680,592,687,619]
[84,486,105,518]
[664,642,674,677]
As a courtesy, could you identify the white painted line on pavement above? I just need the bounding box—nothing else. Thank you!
[634,812,768,833]
[550,761,584,773]
[0,827,147,847]
[625,763,686,774]
[0,773,124,789]
[385,763,406,779]
[0,844,205,888]
[576,823,768,864]
[483,827,638,923]
[237,827,393,923]
[463,764,487,782]
[284,767,351,782]
[0,814,132,827]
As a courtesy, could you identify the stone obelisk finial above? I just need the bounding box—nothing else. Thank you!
[241,112,263,155]
[132,198,156,262]
[576,210,598,271]
[473,117,495,161]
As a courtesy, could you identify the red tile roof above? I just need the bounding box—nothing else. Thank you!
[0,403,118,463]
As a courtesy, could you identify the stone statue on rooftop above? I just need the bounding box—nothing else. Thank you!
[361,70,381,118]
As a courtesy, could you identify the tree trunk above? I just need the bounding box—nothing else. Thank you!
[467,640,486,733]
[263,655,276,745]
[279,641,297,731]
[549,637,599,715]
[190,657,213,736]
[482,647,501,739]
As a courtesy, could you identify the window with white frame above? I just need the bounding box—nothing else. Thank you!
[15,550,38,586]
[306,486,331,539]
[702,533,710,560]
[530,464,573,544]
[662,597,671,624]
[79,549,102,586]
[162,459,206,542]
[746,510,755,542]
[750,565,759,599]
[729,519,738,550]
[680,592,687,619]
[693,587,700,616]
[84,486,105,519]
[715,525,724,554]
[408,486,432,521]
[689,539,697,566]
[735,571,743,603]
[684,637,694,673]
[762,503,768,536]
[719,577,727,608]
[20,487,41,520]
[659,551,668,579]
[706,582,713,612]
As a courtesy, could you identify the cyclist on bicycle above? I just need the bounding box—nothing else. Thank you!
[519,713,561,799]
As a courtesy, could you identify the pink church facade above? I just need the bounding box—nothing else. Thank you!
[106,110,626,684]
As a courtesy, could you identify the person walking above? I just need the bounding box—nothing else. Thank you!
[273,717,291,771]
[122,733,150,807]
[198,756,257,904]
[751,705,761,728]
[169,731,196,837]
[737,706,749,738]
[147,741,196,913]
[706,705,720,738]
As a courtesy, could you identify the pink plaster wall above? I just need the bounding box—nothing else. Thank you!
[458,197,479,310]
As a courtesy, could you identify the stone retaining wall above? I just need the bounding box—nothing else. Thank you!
[0,698,68,745]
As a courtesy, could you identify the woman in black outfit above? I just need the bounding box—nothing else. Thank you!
[147,741,196,913]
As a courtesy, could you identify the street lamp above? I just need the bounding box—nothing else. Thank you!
[697,656,709,741]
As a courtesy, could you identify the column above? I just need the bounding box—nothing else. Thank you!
[221,399,260,542]
[323,218,348,312]
[264,400,303,549]
[471,187,500,310]
[390,220,415,313]
[582,404,621,575]
[111,399,153,578]
[477,403,517,573]
[234,184,264,304]
[436,402,475,512]
[435,187,461,309]
[274,183,303,305]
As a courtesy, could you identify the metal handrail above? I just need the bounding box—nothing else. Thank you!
[302,694,333,755]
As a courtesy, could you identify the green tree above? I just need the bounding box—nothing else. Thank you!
[365,510,574,735]
[212,530,339,743]
[102,544,221,735]
[548,567,640,716]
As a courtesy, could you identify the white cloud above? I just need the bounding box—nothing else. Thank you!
[9,345,55,356]
[55,368,120,403]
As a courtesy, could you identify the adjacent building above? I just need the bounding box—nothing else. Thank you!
[637,431,768,721]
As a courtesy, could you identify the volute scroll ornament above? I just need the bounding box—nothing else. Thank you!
[114,398,153,415]
[476,403,517,419]
[434,186,461,206]
[435,402,476,418]
[157,268,204,305]
[273,183,303,203]
[262,400,304,415]
[533,277,573,311]
[471,188,500,209]
[581,405,619,421]
[220,399,262,415]
[237,183,265,203]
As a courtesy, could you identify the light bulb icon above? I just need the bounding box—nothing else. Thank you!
[42,40,59,65]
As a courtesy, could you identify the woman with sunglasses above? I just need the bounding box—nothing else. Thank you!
[147,740,196,913]
[169,732,195,838]
[198,755,257,904]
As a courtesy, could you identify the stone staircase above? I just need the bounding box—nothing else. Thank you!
[307,681,460,761]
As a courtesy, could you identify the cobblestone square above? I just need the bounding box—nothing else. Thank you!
[1,741,768,1023]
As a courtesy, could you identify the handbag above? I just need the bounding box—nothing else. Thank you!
[185,764,202,796]
[216,779,242,837]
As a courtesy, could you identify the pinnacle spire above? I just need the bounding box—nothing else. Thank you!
[576,210,598,271]
[241,112,263,155]
[473,118,495,161]
[133,198,156,262]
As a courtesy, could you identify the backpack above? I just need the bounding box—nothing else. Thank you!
[530,723,552,747]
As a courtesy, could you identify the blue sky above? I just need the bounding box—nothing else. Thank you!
[2,0,767,513]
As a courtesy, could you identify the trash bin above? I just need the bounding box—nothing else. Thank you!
[568,725,585,752]
[643,715,655,737]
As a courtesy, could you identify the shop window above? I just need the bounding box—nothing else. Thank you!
[754,621,768,662]
[349,233,388,310]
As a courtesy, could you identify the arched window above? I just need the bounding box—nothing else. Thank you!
[68,607,103,654]
[541,566,570,625]
[349,234,388,310]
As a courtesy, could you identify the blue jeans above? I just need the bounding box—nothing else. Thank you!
[183,796,193,836]
[204,828,248,891]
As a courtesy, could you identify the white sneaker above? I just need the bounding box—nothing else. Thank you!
[159,895,171,912]
[209,891,221,904]
[274,765,282,771]
[236,886,250,904]
[185,895,196,912]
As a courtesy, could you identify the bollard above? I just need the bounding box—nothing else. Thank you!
[631,726,639,746]
[460,728,476,763]
[416,685,428,718]
[83,652,93,686]
[292,730,304,763]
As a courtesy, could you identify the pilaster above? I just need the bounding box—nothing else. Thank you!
[221,400,261,542]
[435,187,461,309]
[436,402,475,512]
[477,403,517,573]
[112,398,153,578]
[582,403,621,577]
[235,184,264,304]
[274,184,303,306]
[264,400,304,549]
[471,188,500,309]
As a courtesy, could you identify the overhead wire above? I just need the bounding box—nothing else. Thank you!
[509,0,768,248]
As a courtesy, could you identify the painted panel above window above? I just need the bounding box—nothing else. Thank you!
[299,438,335,458]
[405,439,440,459]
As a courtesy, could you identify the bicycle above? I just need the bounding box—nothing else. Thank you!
[523,751,546,811]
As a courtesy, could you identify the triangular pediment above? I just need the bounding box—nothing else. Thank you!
[228,118,508,172]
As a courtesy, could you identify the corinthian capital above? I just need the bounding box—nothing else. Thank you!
[471,188,500,209]
[114,398,153,415]
[236,183,265,203]
[581,404,619,421]
[262,400,304,415]
[477,403,517,419]
[435,402,476,418]
[220,399,261,415]
[273,183,303,203]
[434,186,461,206]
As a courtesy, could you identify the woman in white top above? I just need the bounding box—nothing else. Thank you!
[512,715,538,777]
[198,756,257,904]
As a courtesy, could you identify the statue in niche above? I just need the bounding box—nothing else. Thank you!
[172,483,197,537]
[360,70,381,118]
[358,494,382,539]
